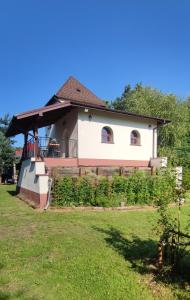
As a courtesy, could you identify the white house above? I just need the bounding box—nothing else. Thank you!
[6,76,170,208]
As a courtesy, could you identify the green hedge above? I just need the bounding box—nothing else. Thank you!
[52,170,176,207]
[182,168,190,190]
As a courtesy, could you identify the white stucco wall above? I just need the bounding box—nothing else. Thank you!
[18,159,49,194]
[78,109,157,161]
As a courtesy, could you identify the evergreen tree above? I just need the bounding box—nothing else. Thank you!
[0,115,15,177]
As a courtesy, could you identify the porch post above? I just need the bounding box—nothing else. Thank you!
[23,132,28,159]
[33,128,39,158]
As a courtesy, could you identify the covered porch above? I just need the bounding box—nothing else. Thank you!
[23,136,78,159]
[6,101,79,160]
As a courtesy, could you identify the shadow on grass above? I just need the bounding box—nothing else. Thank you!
[0,290,25,300]
[0,263,26,300]
[7,190,18,197]
[94,226,157,273]
[0,262,4,270]
[93,226,190,295]
[0,291,10,300]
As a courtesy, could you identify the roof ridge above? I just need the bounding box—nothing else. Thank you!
[66,76,102,101]
[55,76,106,107]
[55,75,74,97]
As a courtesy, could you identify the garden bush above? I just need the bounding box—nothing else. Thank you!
[53,177,76,206]
[52,169,177,207]
[126,171,151,204]
[151,170,176,206]
[77,177,95,205]
[95,177,111,198]
[182,168,190,190]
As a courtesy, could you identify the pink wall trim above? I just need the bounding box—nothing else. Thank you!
[44,158,78,167]
[18,187,48,209]
[44,157,149,167]
[78,158,149,167]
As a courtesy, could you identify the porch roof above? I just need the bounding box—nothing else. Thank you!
[6,100,170,137]
[6,102,72,137]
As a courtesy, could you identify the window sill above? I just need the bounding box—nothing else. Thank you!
[101,142,114,144]
[130,144,141,146]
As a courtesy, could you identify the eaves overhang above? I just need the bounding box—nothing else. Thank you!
[6,100,170,137]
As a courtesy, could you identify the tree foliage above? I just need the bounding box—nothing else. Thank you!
[0,115,15,175]
[111,84,190,167]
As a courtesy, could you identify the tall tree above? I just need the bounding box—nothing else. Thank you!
[111,84,189,166]
[0,115,15,177]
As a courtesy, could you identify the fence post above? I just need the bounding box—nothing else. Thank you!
[33,128,39,158]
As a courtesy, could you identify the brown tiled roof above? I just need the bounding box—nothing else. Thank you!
[55,76,106,107]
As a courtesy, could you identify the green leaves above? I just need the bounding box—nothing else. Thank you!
[0,130,15,175]
[52,171,176,207]
[53,177,76,206]
[111,84,190,167]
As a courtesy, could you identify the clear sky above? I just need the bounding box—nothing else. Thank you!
[1,0,190,145]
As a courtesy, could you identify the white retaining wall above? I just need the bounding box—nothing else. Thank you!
[18,159,49,195]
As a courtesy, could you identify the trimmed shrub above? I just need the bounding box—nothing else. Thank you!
[52,169,177,207]
[53,177,76,206]
[94,193,121,207]
[93,177,111,207]
[95,177,111,198]
[112,172,153,205]
[77,177,95,205]
[112,176,128,194]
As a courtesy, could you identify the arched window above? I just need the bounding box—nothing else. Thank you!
[130,130,141,146]
[101,127,113,143]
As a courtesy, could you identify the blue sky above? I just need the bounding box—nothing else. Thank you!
[1,0,190,145]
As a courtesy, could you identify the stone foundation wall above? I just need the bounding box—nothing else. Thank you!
[50,166,151,178]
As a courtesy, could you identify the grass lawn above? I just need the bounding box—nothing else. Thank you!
[0,185,190,300]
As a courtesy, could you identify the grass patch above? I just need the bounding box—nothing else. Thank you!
[0,185,190,299]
